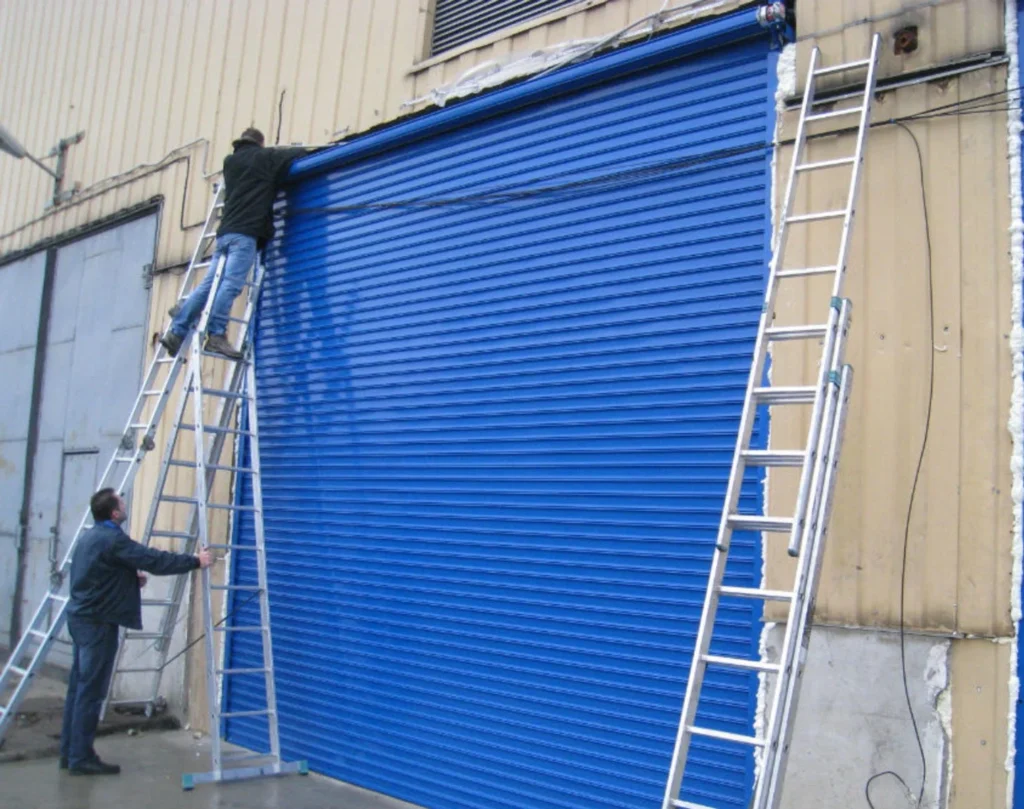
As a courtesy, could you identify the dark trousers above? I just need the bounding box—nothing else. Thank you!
[59,616,119,767]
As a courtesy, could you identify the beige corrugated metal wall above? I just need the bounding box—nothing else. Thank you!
[775,3,1015,804]
[767,67,1013,638]
[0,0,744,265]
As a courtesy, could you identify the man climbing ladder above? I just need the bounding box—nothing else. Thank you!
[161,127,310,360]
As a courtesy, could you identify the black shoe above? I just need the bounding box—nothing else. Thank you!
[204,333,243,360]
[69,759,120,776]
[58,757,68,770]
[160,331,183,357]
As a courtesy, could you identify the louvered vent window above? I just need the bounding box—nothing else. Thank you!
[431,0,580,56]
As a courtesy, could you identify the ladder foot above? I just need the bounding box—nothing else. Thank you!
[182,774,195,791]
[298,760,309,775]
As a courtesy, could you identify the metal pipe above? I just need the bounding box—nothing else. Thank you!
[11,248,57,642]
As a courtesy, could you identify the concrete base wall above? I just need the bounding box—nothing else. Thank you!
[766,624,951,808]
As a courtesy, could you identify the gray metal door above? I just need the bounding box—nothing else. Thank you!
[16,214,156,665]
[0,252,47,650]
[54,450,100,582]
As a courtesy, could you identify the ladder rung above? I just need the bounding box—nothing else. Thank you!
[777,265,837,279]
[156,357,176,364]
[814,58,872,77]
[207,503,260,512]
[210,585,262,592]
[208,464,256,474]
[142,389,167,396]
[124,632,164,641]
[113,456,137,463]
[214,625,265,633]
[674,801,718,809]
[741,450,806,467]
[168,459,198,469]
[161,495,198,504]
[114,667,163,674]
[151,530,194,539]
[28,629,47,638]
[217,667,269,675]
[220,709,273,719]
[8,665,28,677]
[687,725,764,747]
[226,316,250,324]
[180,423,254,437]
[795,157,856,172]
[703,654,780,673]
[805,105,865,122]
[222,751,276,763]
[719,585,793,602]
[728,515,794,533]
[787,210,846,224]
[129,422,149,429]
[203,388,250,399]
[199,350,247,362]
[141,599,176,607]
[753,386,817,404]
[106,699,157,708]
[207,544,259,551]
[765,324,828,341]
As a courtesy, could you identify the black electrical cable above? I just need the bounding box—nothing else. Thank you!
[283,93,1021,220]
[863,121,935,809]
[124,590,262,673]
[276,90,286,145]
[288,141,771,216]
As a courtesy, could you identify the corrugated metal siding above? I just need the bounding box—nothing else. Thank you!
[0,0,748,268]
[224,34,773,809]
[766,66,1014,638]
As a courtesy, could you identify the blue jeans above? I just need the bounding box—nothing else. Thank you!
[170,232,257,338]
[60,616,119,767]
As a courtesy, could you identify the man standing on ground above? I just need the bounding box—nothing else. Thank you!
[59,488,213,776]
[160,127,310,360]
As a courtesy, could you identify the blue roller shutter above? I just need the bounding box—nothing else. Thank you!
[225,13,774,809]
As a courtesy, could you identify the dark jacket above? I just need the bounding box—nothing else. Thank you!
[67,522,200,630]
[217,142,308,243]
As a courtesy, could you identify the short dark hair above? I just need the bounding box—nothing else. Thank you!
[90,488,120,522]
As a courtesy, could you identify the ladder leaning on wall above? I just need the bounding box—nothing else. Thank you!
[661,34,881,809]
[0,184,305,789]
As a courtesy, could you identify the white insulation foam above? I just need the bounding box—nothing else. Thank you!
[754,42,798,779]
[1006,2,1024,806]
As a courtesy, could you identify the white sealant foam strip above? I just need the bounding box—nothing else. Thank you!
[1006,2,1024,807]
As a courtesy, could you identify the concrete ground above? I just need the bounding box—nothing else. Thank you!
[0,673,179,765]
[1,675,420,809]
[2,729,419,809]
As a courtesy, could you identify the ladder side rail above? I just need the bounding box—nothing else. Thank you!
[751,303,850,809]
[762,364,854,809]
[175,186,224,303]
[243,352,281,760]
[786,32,879,558]
[0,599,68,738]
[102,254,266,720]
[660,46,823,809]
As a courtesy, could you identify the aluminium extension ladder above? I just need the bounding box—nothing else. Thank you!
[662,35,881,809]
[0,188,225,744]
[0,184,304,788]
